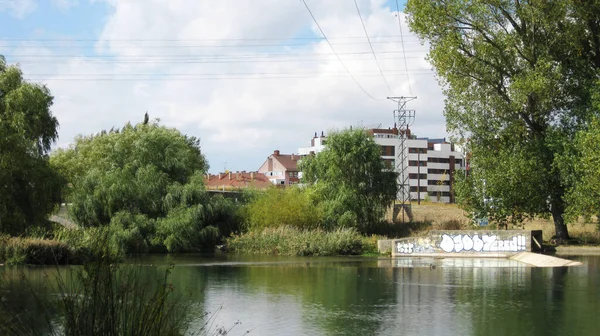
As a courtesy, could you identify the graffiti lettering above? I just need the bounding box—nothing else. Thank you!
[440,234,526,253]
[396,238,436,254]
[397,243,414,254]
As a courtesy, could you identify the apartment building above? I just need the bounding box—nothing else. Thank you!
[298,127,465,203]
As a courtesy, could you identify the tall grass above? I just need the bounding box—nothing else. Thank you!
[0,235,73,265]
[226,226,364,256]
[0,235,192,336]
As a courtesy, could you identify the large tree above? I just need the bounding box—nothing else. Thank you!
[0,56,63,235]
[51,119,239,252]
[300,128,397,232]
[566,116,600,222]
[406,1,600,241]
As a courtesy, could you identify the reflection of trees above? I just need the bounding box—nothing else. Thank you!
[210,261,398,336]
[461,262,599,336]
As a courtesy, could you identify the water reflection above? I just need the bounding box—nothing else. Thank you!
[1,255,599,336]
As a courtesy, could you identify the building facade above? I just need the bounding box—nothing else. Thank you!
[298,127,465,203]
[257,150,300,185]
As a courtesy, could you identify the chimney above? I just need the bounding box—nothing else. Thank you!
[314,132,317,138]
[219,173,222,179]
[291,154,295,161]
[321,131,324,137]
[228,172,232,180]
[251,172,255,180]
[274,150,280,156]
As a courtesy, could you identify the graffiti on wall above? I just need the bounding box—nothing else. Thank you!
[396,237,436,254]
[439,234,527,253]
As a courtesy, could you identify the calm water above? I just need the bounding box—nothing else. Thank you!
[3,254,600,336]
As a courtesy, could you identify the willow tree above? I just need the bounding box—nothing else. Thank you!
[0,56,63,235]
[406,1,600,241]
[51,120,240,252]
[300,128,397,232]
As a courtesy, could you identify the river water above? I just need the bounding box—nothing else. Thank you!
[3,254,599,336]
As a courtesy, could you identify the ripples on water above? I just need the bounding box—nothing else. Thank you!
[3,254,599,336]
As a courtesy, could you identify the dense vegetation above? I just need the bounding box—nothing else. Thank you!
[300,128,397,232]
[0,56,63,235]
[50,118,241,254]
[406,0,600,241]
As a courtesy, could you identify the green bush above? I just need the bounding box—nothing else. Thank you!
[226,226,364,256]
[0,235,73,265]
[244,187,322,230]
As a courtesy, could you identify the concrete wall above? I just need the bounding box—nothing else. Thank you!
[390,230,543,257]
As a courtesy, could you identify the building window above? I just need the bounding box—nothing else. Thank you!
[428,169,448,175]
[382,159,394,169]
[428,157,450,164]
[428,180,450,186]
[410,186,428,192]
[409,160,418,166]
[409,173,427,179]
[381,146,395,156]
[419,161,427,166]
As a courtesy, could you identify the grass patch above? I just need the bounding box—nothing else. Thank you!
[226,226,364,256]
[0,236,75,265]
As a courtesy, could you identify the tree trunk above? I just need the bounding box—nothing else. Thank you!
[550,201,570,243]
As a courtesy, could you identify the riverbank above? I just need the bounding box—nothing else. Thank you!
[225,226,380,256]
[408,202,600,245]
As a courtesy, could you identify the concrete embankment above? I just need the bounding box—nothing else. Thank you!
[380,230,583,267]
[510,252,583,267]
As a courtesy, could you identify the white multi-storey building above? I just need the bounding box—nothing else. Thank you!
[298,127,466,203]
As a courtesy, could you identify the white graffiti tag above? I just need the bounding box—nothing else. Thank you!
[397,242,414,254]
[439,234,526,253]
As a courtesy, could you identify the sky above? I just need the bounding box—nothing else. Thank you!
[0,0,446,173]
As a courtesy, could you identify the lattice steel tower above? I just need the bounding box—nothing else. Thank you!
[388,96,416,223]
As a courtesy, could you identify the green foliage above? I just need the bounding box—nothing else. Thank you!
[0,240,194,336]
[0,56,63,235]
[0,235,73,265]
[405,0,600,240]
[300,128,397,232]
[226,226,364,256]
[50,119,242,253]
[244,187,322,231]
[566,117,600,223]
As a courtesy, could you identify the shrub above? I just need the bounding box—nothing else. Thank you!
[226,226,363,256]
[437,219,466,230]
[244,187,322,230]
[0,236,72,265]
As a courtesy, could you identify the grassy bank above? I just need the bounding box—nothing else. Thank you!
[226,226,379,256]
[0,235,79,265]
[409,202,600,244]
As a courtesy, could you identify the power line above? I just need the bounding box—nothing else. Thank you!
[4,50,428,59]
[353,0,394,95]
[395,0,413,95]
[25,70,434,77]
[300,0,384,101]
[0,35,420,42]
[0,39,423,49]
[24,72,435,82]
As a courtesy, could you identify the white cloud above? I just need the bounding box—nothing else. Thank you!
[0,0,36,18]
[51,0,79,11]
[9,0,446,173]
